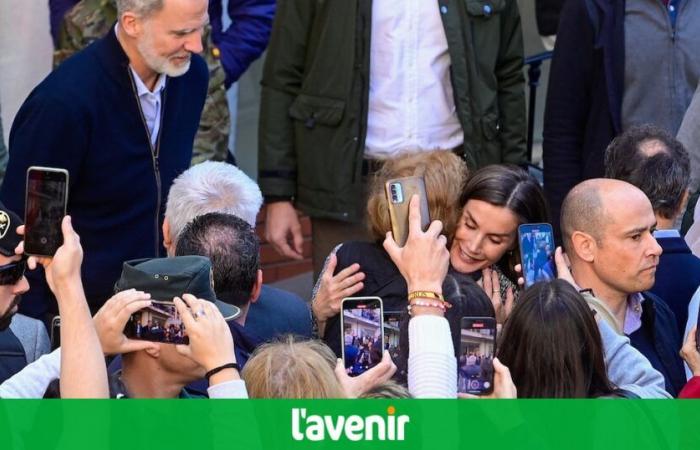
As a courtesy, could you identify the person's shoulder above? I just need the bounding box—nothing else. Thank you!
[9,314,45,336]
[260,284,305,305]
[179,54,208,86]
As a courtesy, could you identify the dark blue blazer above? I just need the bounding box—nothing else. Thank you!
[629,291,686,397]
[0,28,208,320]
[651,235,700,337]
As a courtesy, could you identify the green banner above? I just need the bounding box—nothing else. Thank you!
[0,400,698,450]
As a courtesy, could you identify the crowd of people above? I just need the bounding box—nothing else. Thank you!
[0,0,699,403]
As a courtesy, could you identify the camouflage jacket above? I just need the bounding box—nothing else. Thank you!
[53,0,230,165]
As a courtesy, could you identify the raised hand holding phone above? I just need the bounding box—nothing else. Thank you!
[383,195,449,294]
[24,166,69,257]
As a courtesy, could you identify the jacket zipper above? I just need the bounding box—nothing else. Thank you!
[127,69,166,257]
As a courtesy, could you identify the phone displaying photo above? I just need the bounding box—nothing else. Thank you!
[518,223,556,288]
[385,176,430,247]
[458,317,496,395]
[383,310,403,363]
[341,297,384,377]
[24,166,69,256]
[124,301,189,344]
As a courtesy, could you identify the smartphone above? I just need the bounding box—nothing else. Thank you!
[341,297,384,377]
[50,316,61,351]
[385,176,430,247]
[518,223,557,288]
[383,310,403,362]
[458,317,497,395]
[24,167,69,256]
[124,301,189,344]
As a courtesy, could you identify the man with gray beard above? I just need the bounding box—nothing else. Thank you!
[0,0,209,324]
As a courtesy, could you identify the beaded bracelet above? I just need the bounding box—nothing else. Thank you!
[407,299,451,315]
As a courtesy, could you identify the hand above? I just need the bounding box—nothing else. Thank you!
[383,195,449,294]
[93,289,157,355]
[174,294,235,371]
[554,247,576,286]
[680,326,700,377]
[312,254,365,323]
[334,352,397,398]
[459,358,517,399]
[15,216,83,293]
[265,201,303,260]
[477,267,514,324]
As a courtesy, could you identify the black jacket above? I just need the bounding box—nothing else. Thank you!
[542,0,624,240]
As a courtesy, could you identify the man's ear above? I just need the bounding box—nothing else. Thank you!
[163,218,174,256]
[571,231,597,263]
[144,344,161,359]
[119,12,142,38]
[249,269,263,304]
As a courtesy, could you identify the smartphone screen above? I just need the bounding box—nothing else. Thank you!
[518,223,556,288]
[124,301,189,344]
[458,317,496,395]
[24,167,69,256]
[385,176,430,247]
[341,297,384,377]
[383,310,402,363]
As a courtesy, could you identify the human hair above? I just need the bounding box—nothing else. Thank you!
[497,280,615,398]
[360,381,412,399]
[174,213,259,307]
[165,161,263,246]
[116,0,164,18]
[366,150,469,242]
[459,165,549,278]
[242,336,345,398]
[604,124,690,220]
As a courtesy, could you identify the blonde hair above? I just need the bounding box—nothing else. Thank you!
[242,336,345,399]
[360,380,412,399]
[366,150,469,242]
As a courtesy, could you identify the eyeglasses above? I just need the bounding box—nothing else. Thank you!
[0,257,27,286]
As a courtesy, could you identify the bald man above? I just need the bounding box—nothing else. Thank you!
[561,178,686,396]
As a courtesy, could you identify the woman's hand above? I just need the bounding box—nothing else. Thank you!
[334,352,397,398]
[458,358,517,399]
[383,195,449,294]
[680,326,700,377]
[478,267,514,324]
[312,254,365,323]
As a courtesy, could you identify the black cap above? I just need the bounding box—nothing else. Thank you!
[0,202,23,257]
[114,255,240,321]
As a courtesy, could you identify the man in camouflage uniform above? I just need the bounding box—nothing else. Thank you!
[53,0,230,165]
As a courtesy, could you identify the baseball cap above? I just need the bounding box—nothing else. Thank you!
[114,255,240,321]
[0,201,23,257]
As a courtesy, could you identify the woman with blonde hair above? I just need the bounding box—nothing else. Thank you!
[242,335,396,399]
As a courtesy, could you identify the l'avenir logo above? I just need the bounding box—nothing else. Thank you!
[291,406,410,442]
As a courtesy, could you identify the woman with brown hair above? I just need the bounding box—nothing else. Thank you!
[497,280,617,398]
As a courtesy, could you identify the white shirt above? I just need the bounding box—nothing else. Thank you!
[364,0,464,159]
[130,66,166,147]
[115,24,166,147]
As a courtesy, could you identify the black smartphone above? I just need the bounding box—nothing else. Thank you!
[50,316,61,351]
[341,297,384,377]
[518,223,556,288]
[458,317,497,395]
[124,301,189,344]
[383,310,403,362]
[24,166,69,256]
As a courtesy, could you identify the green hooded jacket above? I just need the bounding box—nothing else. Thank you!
[258,0,527,222]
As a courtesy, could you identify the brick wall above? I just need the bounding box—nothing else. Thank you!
[256,205,313,283]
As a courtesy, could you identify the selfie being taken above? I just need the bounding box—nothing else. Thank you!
[0,0,699,448]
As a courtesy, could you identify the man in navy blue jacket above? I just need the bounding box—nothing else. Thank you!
[0,0,209,324]
[605,124,700,338]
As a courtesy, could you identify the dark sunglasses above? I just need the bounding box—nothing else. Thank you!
[0,257,27,286]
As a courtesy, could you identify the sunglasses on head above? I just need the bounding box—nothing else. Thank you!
[0,257,27,286]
